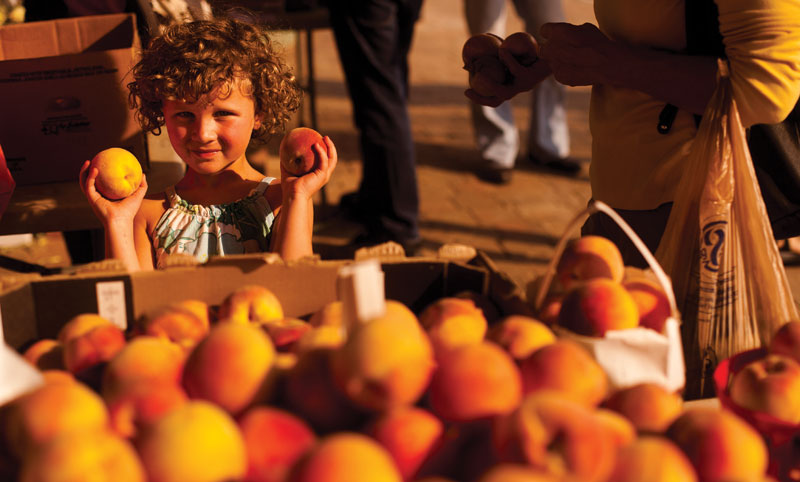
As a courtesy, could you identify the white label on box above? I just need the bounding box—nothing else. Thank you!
[96,281,127,330]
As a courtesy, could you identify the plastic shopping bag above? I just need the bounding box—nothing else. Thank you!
[655,60,799,399]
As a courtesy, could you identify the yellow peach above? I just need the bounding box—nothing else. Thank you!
[666,407,768,482]
[19,429,146,482]
[476,464,562,482]
[557,278,639,336]
[238,406,317,482]
[518,339,608,407]
[331,306,435,412]
[140,299,211,351]
[107,382,188,439]
[486,315,556,360]
[102,336,186,402]
[90,147,143,200]
[182,322,275,414]
[603,383,683,433]
[607,436,698,482]
[288,432,402,482]
[136,400,247,482]
[57,313,113,345]
[365,406,444,480]
[22,339,64,371]
[217,284,284,324]
[428,341,522,422]
[624,276,671,333]
[62,323,126,374]
[418,297,488,352]
[555,235,625,291]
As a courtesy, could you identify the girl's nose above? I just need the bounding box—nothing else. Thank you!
[192,116,216,142]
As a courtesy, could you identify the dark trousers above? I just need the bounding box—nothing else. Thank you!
[327,0,422,242]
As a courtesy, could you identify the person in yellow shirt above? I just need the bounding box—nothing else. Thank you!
[467,0,800,267]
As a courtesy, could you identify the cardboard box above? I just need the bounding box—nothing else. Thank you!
[0,249,530,351]
[0,13,148,186]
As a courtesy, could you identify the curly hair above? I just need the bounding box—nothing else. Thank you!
[127,16,301,144]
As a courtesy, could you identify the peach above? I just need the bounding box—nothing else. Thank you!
[18,429,146,482]
[57,313,114,345]
[486,315,555,360]
[262,317,313,352]
[283,348,366,433]
[418,296,488,352]
[624,276,672,333]
[536,295,563,326]
[462,33,508,98]
[238,406,317,482]
[491,392,617,482]
[294,324,346,354]
[279,127,323,176]
[499,32,539,66]
[607,436,698,482]
[365,406,444,480]
[603,383,683,434]
[22,338,64,371]
[728,353,800,424]
[454,290,501,325]
[62,322,126,374]
[182,322,276,414]
[40,369,75,384]
[140,299,211,351]
[428,341,522,422]
[102,336,186,402]
[477,464,562,482]
[462,32,502,67]
[593,408,637,448]
[5,379,109,456]
[770,320,800,364]
[136,400,247,482]
[90,147,143,200]
[666,407,768,482]
[555,235,625,291]
[288,432,403,482]
[557,278,639,336]
[107,382,189,439]
[518,339,608,407]
[331,306,435,412]
[218,284,284,324]
[308,300,344,327]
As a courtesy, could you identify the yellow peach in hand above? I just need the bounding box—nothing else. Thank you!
[90,147,143,200]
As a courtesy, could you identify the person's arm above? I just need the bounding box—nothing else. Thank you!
[79,160,148,271]
[270,136,338,261]
[0,144,15,220]
[538,22,719,116]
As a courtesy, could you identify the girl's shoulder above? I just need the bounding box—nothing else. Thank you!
[263,177,283,212]
[137,191,170,226]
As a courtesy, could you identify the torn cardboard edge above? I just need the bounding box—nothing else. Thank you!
[0,244,524,351]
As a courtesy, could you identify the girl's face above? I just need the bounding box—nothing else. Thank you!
[162,82,260,176]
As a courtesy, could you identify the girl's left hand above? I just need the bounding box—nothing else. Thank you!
[279,135,338,200]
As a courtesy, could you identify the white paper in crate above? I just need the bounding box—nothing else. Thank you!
[536,201,686,393]
[554,318,685,392]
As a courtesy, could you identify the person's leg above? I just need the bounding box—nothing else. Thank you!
[513,0,579,174]
[463,0,519,183]
[328,0,421,249]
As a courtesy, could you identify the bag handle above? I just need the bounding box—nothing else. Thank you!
[533,200,679,319]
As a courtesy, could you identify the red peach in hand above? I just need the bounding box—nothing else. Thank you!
[279,127,324,176]
[499,32,539,67]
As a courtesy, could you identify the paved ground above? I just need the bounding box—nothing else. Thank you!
[4,0,800,305]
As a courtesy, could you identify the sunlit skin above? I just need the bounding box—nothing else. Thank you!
[80,80,337,271]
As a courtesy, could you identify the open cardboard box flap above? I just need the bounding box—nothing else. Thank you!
[0,245,526,351]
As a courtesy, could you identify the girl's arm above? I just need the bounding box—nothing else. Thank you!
[79,160,148,271]
[271,136,338,261]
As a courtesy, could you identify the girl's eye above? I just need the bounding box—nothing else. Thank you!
[175,112,194,119]
[214,110,236,117]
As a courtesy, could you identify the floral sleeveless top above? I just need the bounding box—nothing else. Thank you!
[152,177,276,268]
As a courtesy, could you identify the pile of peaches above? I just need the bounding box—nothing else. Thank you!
[0,236,785,482]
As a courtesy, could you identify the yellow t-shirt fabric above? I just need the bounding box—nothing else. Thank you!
[590,0,800,210]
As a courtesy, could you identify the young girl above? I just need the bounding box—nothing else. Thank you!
[80,16,337,271]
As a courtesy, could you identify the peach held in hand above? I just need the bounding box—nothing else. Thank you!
[462,33,509,98]
[499,32,539,67]
[90,147,143,200]
[279,127,323,176]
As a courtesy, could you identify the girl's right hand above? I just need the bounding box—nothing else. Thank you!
[79,160,148,226]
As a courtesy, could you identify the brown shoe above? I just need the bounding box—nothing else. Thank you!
[476,165,513,185]
[527,153,582,175]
